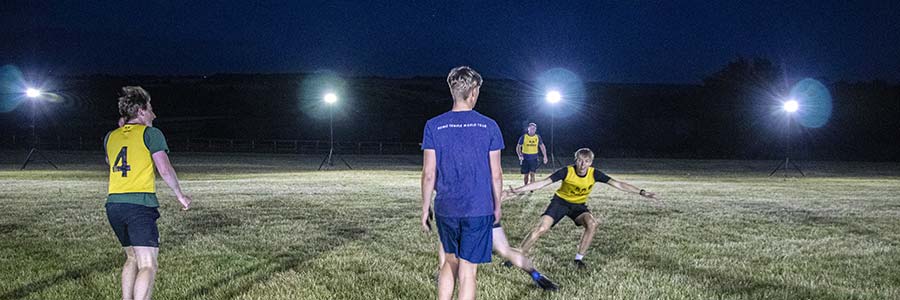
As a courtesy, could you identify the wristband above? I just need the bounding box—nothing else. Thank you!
[639,189,646,196]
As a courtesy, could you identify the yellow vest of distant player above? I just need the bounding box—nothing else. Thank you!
[521,134,540,154]
[106,125,156,194]
[555,166,595,204]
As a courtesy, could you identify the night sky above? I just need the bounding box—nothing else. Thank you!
[3,1,899,83]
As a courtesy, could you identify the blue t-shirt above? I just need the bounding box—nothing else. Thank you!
[422,110,505,218]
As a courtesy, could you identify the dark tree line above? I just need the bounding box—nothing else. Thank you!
[1,59,898,161]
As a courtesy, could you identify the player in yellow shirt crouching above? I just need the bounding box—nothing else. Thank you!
[504,148,659,269]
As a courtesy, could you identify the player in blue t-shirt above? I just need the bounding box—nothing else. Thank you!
[422,66,538,299]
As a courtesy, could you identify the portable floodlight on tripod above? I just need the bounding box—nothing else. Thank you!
[21,88,58,170]
[546,90,564,168]
[769,100,804,177]
[318,93,352,170]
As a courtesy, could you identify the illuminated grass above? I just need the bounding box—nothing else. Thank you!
[1,152,898,299]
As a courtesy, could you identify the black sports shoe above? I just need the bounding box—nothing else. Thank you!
[502,260,513,268]
[533,274,559,291]
[574,259,587,269]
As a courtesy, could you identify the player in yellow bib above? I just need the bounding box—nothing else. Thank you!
[516,123,548,185]
[503,148,658,269]
[104,86,192,300]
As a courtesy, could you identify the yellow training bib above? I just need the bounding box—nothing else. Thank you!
[106,125,156,194]
[555,166,595,204]
[521,134,540,154]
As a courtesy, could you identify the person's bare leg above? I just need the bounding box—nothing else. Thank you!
[529,173,536,185]
[132,246,158,300]
[437,240,446,269]
[456,259,478,300]
[121,247,138,300]
[438,253,459,300]
[575,213,599,257]
[492,228,534,272]
[523,173,529,185]
[519,216,555,256]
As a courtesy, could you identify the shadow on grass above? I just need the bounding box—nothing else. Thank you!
[0,255,117,299]
[174,200,371,300]
[630,252,850,299]
[183,225,368,299]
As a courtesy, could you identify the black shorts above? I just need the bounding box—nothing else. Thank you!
[105,202,160,247]
[542,197,591,227]
[520,158,541,174]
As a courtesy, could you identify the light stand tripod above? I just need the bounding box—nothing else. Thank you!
[21,98,57,170]
[769,117,803,177]
[548,108,563,168]
[318,105,351,170]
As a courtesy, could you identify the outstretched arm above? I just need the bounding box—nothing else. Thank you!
[151,151,192,210]
[421,150,437,232]
[606,178,659,200]
[501,176,555,202]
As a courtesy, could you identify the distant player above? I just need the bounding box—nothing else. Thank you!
[504,148,659,269]
[104,86,192,300]
[516,122,548,186]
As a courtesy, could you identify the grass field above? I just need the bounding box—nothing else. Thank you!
[1,151,899,300]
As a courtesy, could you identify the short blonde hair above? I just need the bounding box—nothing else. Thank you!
[574,148,594,161]
[117,86,151,120]
[447,66,482,101]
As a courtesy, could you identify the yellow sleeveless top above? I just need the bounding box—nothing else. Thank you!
[521,134,540,154]
[106,125,156,194]
[554,166,596,204]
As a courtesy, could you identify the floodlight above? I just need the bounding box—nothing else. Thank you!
[25,88,41,98]
[324,93,338,104]
[545,90,563,167]
[20,87,57,169]
[546,91,561,103]
[770,99,804,177]
[783,100,799,113]
[318,92,351,170]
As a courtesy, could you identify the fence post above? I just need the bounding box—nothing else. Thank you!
[251,140,255,152]
[379,142,383,155]
[273,141,278,153]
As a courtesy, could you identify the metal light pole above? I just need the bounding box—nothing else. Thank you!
[546,91,562,167]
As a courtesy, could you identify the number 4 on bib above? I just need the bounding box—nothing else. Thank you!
[112,146,131,177]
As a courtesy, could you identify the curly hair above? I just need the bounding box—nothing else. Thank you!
[117,86,151,120]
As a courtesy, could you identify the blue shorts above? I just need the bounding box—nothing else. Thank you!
[105,202,160,247]
[520,158,541,174]
[435,215,494,264]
